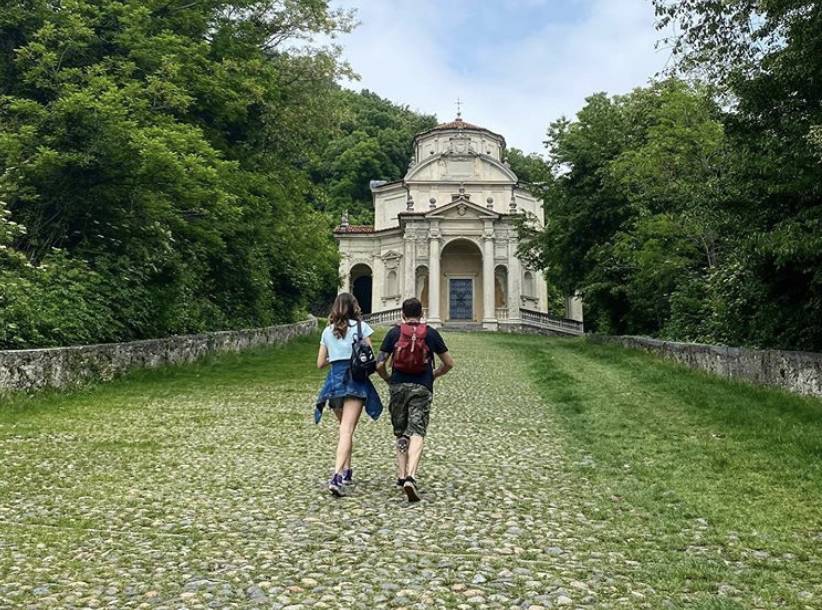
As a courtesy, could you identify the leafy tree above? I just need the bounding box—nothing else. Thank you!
[520,2,822,350]
[312,89,436,224]
[506,148,551,193]
[521,80,748,338]
[518,90,636,311]
[0,0,351,348]
[654,0,822,349]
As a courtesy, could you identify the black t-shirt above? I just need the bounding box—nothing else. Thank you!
[379,324,448,392]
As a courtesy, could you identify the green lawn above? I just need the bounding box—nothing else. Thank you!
[499,333,822,609]
[1,331,820,609]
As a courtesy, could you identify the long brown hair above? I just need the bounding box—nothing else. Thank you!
[329,292,362,339]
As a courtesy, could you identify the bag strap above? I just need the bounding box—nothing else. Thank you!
[356,319,363,344]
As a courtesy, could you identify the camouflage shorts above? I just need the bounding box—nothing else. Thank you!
[388,383,433,438]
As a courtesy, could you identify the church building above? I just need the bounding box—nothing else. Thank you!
[335,115,579,330]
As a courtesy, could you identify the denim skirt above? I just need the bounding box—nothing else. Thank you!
[315,361,383,423]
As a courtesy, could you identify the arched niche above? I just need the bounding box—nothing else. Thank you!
[523,270,535,297]
[415,265,429,309]
[494,265,508,308]
[349,263,373,314]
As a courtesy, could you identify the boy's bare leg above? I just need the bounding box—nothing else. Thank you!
[396,446,408,480]
[406,435,425,480]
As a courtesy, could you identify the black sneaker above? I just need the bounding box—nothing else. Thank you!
[403,476,421,502]
[395,477,406,489]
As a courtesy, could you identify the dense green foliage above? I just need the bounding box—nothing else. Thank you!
[311,89,435,224]
[521,1,822,350]
[0,2,433,349]
[0,0,349,347]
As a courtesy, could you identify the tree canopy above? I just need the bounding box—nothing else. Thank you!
[310,89,436,224]
[4,0,819,352]
[520,1,822,351]
[0,2,440,349]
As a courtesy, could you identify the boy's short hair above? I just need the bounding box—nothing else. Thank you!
[402,297,423,319]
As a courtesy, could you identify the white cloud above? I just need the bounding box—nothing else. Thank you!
[332,0,671,154]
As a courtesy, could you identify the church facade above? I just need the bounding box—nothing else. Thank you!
[334,116,575,330]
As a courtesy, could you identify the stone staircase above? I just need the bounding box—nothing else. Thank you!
[441,321,484,332]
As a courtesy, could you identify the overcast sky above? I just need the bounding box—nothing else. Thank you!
[330,0,672,154]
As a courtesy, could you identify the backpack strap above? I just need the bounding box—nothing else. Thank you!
[356,319,363,343]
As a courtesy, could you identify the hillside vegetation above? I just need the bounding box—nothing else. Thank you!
[0,1,433,349]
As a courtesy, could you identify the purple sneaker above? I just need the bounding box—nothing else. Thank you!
[342,468,353,486]
[328,473,343,497]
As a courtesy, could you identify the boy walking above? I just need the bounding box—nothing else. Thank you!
[377,297,454,502]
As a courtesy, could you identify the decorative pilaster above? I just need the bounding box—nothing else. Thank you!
[339,255,350,293]
[428,233,442,327]
[403,230,416,300]
[507,238,521,321]
[482,229,497,330]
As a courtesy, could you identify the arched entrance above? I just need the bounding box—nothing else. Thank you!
[350,264,373,314]
[440,239,483,322]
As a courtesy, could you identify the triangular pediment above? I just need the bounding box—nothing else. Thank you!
[425,197,500,219]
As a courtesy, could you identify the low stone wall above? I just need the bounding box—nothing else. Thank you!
[590,335,822,397]
[0,318,317,393]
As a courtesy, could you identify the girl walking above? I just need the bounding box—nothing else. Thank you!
[315,293,383,496]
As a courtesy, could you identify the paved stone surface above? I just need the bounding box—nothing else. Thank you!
[8,331,809,608]
[1,332,620,608]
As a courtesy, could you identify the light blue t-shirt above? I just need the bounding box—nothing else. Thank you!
[321,320,374,362]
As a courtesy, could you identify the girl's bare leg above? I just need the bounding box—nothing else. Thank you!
[334,398,363,474]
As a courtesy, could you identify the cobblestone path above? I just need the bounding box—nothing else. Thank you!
[1,332,619,609]
[5,332,817,609]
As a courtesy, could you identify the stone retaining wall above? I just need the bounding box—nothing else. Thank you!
[591,335,822,397]
[0,318,317,393]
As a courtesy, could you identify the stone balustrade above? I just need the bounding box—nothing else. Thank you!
[518,308,585,335]
[363,308,403,326]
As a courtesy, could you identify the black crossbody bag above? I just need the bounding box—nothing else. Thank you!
[350,319,376,381]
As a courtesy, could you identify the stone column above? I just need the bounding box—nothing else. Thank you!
[403,231,416,300]
[482,233,497,330]
[428,236,442,327]
[507,238,521,322]
[372,254,384,311]
[536,273,548,312]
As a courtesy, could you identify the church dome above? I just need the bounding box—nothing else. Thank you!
[432,117,484,131]
[415,116,505,144]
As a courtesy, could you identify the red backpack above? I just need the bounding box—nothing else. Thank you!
[392,323,431,374]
